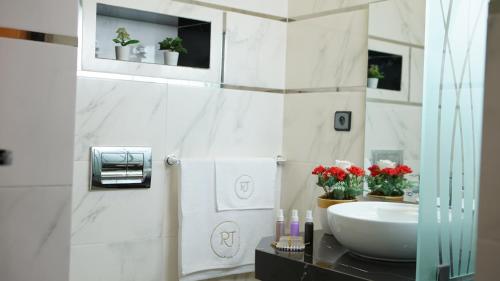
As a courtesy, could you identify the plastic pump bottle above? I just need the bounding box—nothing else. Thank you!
[275,209,285,242]
[290,209,300,237]
[304,210,314,248]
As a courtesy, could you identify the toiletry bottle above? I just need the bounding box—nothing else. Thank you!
[304,210,314,249]
[275,209,285,242]
[290,209,300,237]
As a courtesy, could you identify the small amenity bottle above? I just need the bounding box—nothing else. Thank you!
[304,210,314,248]
[290,209,300,237]
[275,209,285,242]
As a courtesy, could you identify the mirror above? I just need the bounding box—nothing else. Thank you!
[364,0,426,201]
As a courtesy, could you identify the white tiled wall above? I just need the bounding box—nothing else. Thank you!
[288,0,377,18]
[368,0,426,46]
[0,0,78,36]
[0,1,78,280]
[224,13,287,89]
[196,0,288,17]
[70,1,371,281]
[286,8,368,89]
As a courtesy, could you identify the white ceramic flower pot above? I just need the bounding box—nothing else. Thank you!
[115,45,130,61]
[164,50,179,66]
[367,78,379,89]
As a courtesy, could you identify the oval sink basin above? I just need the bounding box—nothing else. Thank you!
[327,202,418,262]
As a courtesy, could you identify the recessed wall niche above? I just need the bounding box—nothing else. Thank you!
[95,3,211,68]
[368,50,402,91]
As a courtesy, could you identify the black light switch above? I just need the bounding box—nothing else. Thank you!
[0,149,13,166]
[334,111,352,131]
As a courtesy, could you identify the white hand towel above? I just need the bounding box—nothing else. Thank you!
[179,159,274,280]
[215,158,277,211]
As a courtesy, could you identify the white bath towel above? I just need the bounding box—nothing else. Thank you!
[215,158,277,211]
[179,159,275,281]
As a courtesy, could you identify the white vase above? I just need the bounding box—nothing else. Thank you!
[163,50,179,66]
[115,45,130,61]
[367,78,379,88]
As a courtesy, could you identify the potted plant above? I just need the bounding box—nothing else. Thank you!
[366,160,413,202]
[367,64,384,88]
[312,160,364,234]
[112,27,140,61]
[158,36,187,66]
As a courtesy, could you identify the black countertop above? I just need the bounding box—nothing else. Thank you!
[255,231,416,281]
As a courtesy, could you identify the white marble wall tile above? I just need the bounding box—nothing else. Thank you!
[196,0,288,17]
[283,92,366,165]
[364,102,422,174]
[286,9,368,89]
[280,161,327,231]
[288,0,378,18]
[368,0,426,46]
[81,0,223,83]
[0,38,77,187]
[166,85,284,158]
[71,161,169,245]
[0,0,77,36]
[74,77,167,162]
[410,47,425,103]
[0,186,71,281]
[70,237,169,281]
[224,12,287,89]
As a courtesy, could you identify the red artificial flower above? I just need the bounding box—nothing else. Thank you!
[396,164,412,175]
[368,164,381,176]
[347,165,365,177]
[326,167,347,181]
[312,165,326,175]
[381,167,398,176]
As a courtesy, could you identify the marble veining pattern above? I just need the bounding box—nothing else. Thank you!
[364,102,422,174]
[368,0,426,46]
[288,0,378,18]
[224,12,286,89]
[0,186,72,281]
[166,85,284,158]
[71,161,169,245]
[74,77,167,162]
[286,9,368,89]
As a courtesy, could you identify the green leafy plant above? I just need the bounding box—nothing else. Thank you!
[112,27,140,46]
[158,37,187,54]
[367,161,414,196]
[368,64,385,79]
[312,162,365,200]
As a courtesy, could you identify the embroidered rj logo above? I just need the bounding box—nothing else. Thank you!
[234,175,254,199]
[210,221,240,258]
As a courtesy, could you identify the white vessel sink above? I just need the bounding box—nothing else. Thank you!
[327,202,418,261]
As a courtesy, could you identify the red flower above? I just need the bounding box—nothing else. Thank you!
[312,165,326,175]
[396,165,412,175]
[368,164,381,176]
[381,167,398,176]
[347,165,365,177]
[326,167,347,181]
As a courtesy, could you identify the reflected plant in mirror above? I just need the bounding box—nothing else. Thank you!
[112,27,140,61]
[367,64,384,89]
[366,160,414,201]
[159,36,188,66]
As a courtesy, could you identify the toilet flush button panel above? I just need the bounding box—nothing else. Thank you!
[90,147,152,190]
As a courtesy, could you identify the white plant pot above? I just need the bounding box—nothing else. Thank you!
[115,45,130,61]
[367,78,379,89]
[163,50,179,66]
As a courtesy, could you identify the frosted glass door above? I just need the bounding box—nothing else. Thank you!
[416,0,489,280]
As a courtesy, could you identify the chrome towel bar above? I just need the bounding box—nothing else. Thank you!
[164,154,287,166]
